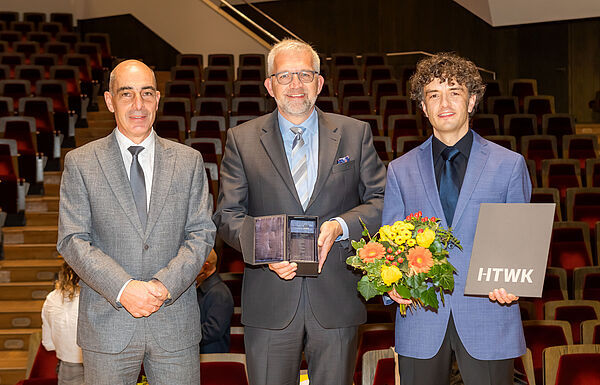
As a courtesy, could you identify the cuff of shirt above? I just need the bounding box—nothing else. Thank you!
[331,217,348,241]
[382,293,394,306]
[116,279,133,307]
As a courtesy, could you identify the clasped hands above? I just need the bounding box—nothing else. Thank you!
[269,220,342,280]
[120,279,169,318]
[387,287,519,306]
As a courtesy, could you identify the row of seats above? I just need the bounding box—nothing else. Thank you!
[0,11,74,31]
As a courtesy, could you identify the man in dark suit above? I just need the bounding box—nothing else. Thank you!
[213,39,386,385]
[384,53,530,385]
[57,60,215,384]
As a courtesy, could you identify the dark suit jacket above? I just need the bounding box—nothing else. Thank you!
[213,109,386,329]
[197,273,234,353]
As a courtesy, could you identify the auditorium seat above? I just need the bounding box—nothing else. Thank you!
[544,300,600,343]
[171,65,201,89]
[566,187,600,231]
[154,115,186,142]
[19,96,61,164]
[338,79,367,100]
[15,65,44,93]
[487,96,518,127]
[50,13,74,32]
[525,95,555,126]
[523,319,572,385]
[23,12,46,28]
[236,66,265,82]
[0,52,26,78]
[315,96,340,114]
[354,323,395,385]
[84,33,113,67]
[365,65,394,92]
[10,21,35,36]
[176,54,203,72]
[234,80,266,98]
[195,97,228,117]
[14,41,41,62]
[0,95,14,118]
[542,113,575,152]
[239,53,265,68]
[207,53,234,68]
[541,159,581,202]
[471,114,499,136]
[372,136,393,162]
[543,344,600,385]
[75,42,103,77]
[331,53,357,67]
[522,135,558,180]
[43,42,69,63]
[581,320,600,344]
[361,348,396,385]
[509,78,537,112]
[352,114,383,137]
[190,116,226,141]
[204,66,234,83]
[334,65,362,88]
[548,221,593,283]
[0,79,31,110]
[30,54,57,77]
[0,12,19,26]
[484,135,517,151]
[26,32,51,49]
[186,138,223,165]
[342,95,374,116]
[165,80,197,101]
[204,162,219,208]
[231,96,266,116]
[201,81,232,99]
[228,326,244,354]
[0,30,23,49]
[229,115,257,128]
[396,136,426,157]
[530,187,562,221]
[39,22,62,38]
[380,96,412,129]
[387,114,422,142]
[319,80,333,97]
[586,159,600,187]
[563,134,599,171]
[574,267,600,301]
[372,80,402,108]
[199,353,248,385]
[482,80,501,113]
[503,114,537,147]
[159,97,191,124]
[56,32,80,50]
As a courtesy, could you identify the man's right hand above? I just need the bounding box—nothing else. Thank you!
[120,280,165,317]
[388,288,413,305]
[268,261,297,280]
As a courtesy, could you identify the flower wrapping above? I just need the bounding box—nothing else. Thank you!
[347,212,461,315]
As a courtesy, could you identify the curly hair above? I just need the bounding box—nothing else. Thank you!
[56,262,80,301]
[409,53,486,117]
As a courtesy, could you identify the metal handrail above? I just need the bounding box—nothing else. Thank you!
[219,0,280,43]
[242,0,304,42]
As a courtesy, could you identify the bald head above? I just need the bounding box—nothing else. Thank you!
[108,60,157,95]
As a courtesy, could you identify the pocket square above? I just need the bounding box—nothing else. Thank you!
[337,156,350,164]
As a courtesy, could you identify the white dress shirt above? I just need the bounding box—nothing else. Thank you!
[114,127,155,212]
[114,127,156,303]
[41,289,83,363]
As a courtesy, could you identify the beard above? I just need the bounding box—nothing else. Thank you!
[274,89,317,117]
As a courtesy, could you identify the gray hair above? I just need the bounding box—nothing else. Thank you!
[267,38,320,76]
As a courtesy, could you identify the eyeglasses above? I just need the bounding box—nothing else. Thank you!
[270,70,319,85]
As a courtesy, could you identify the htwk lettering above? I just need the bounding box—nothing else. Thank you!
[477,268,533,283]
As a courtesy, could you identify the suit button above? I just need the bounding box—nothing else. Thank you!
[144,244,149,250]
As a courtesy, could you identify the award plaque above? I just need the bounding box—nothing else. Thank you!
[241,214,319,276]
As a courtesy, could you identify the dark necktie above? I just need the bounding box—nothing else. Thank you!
[128,146,147,229]
[439,147,460,226]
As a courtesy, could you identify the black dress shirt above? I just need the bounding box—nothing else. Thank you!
[432,129,474,192]
[196,273,234,353]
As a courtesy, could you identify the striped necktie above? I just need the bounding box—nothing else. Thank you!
[290,126,309,210]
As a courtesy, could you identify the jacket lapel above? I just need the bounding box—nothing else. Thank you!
[306,109,340,210]
[144,135,175,238]
[95,132,145,238]
[452,132,489,228]
[416,138,447,226]
[259,110,300,203]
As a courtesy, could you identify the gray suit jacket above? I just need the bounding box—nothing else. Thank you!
[213,109,386,329]
[57,131,216,353]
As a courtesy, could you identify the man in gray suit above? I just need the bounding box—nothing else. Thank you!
[57,60,215,384]
[214,39,386,385]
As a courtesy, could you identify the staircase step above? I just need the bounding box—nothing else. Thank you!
[3,226,58,244]
[0,349,27,385]
[3,244,59,260]
[0,260,63,283]
[0,282,54,301]
[25,212,58,226]
[0,329,40,351]
[0,301,44,329]
[25,196,60,213]
[88,111,115,120]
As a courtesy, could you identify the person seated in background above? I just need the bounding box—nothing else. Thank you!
[41,262,83,385]
[196,249,234,353]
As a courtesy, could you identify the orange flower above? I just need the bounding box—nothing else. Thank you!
[407,246,434,274]
[359,242,386,263]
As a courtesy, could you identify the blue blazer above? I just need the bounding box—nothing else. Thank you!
[382,131,531,360]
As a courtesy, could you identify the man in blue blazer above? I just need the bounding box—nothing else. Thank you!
[383,53,531,385]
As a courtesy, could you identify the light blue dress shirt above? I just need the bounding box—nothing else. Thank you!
[277,109,349,240]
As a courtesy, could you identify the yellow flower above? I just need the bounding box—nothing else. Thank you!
[381,264,403,285]
[416,228,436,248]
[380,225,395,243]
[406,238,416,247]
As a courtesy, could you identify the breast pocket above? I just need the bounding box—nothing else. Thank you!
[332,160,355,174]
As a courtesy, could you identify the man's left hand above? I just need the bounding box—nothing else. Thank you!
[147,279,170,302]
[317,220,342,273]
[488,288,519,304]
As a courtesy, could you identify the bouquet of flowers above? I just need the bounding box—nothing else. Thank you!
[346,212,461,315]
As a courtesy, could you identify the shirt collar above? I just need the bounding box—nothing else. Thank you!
[432,129,473,162]
[277,108,318,139]
[114,127,155,154]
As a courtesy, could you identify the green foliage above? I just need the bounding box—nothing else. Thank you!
[357,275,379,301]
